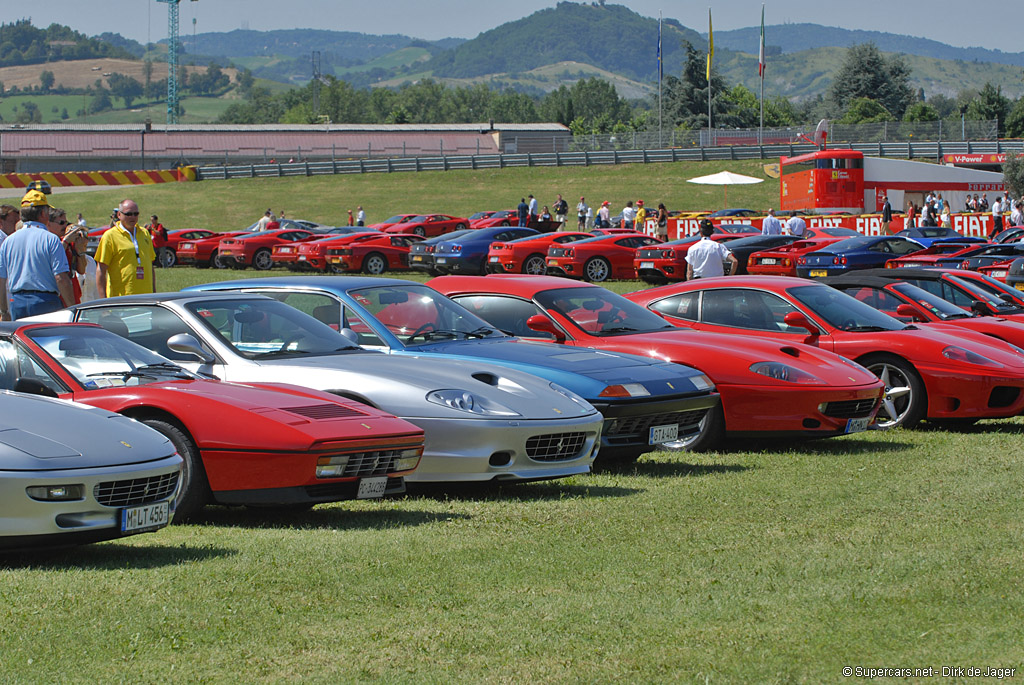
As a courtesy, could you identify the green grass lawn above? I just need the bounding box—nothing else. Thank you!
[4,169,1022,681]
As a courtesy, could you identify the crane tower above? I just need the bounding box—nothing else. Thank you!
[155,0,197,124]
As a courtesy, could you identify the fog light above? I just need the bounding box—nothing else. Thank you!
[394,448,422,472]
[316,455,351,478]
[27,485,84,501]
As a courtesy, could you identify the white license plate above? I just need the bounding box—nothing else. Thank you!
[357,476,389,499]
[181,243,194,250]
[121,501,170,533]
[640,261,654,269]
[298,255,306,260]
[547,259,558,265]
[649,423,679,444]
[992,270,1007,278]
[489,256,500,262]
[760,258,777,265]
[809,269,828,277]
[435,257,447,264]
[845,417,871,434]
[902,262,921,267]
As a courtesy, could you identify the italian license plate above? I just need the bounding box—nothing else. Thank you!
[121,501,170,533]
[845,417,871,434]
[357,477,389,499]
[298,255,306,260]
[489,256,500,262]
[329,257,341,264]
[902,262,921,267]
[809,269,828,277]
[649,423,679,444]
[992,271,1007,278]
[412,255,424,262]
[640,261,654,269]
[435,257,447,264]
[760,258,777,265]
[181,243,193,250]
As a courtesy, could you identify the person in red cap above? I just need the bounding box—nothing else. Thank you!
[597,201,611,229]
[634,200,647,231]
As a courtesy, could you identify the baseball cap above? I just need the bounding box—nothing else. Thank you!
[21,189,51,208]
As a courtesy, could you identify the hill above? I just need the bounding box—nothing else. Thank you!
[0,58,237,92]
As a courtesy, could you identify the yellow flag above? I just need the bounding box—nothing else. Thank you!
[706,8,714,82]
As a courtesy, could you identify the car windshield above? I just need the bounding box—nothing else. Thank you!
[820,228,861,237]
[404,216,429,224]
[891,283,971,320]
[26,325,196,388]
[787,285,907,331]
[717,224,756,233]
[349,285,506,346]
[185,297,360,359]
[955,274,1024,310]
[721,235,795,250]
[468,212,492,220]
[535,287,676,336]
[823,236,875,252]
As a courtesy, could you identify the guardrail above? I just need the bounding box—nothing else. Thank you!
[196,140,1024,181]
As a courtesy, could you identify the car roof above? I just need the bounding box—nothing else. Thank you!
[183,275,417,294]
[431,274,589,297]
[820,274,906,289]
[70,290,276,308]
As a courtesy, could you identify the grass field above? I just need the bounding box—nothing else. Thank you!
[3,167,1024,681]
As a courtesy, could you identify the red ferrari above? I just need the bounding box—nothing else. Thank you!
[325,233,424,274]
[546,232,662,282]
[634,233,747,284]
[488,232,594,275]
[747,228,863,277]
[625,275,1024,429]
[218,228,315,270]
[382,214,469,237]
[368,214,419,231]
[178,231,245,269]
[883,243,991,270]
[280,232,379,272]
[5,322,424,519]
[430,274,885,445]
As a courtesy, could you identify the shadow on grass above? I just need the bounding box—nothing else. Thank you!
[406,480,640,502]
[918,420,1024,435]
[189,506,471,531]
[723,435,916,456]
[601,460,750,479]
[0,542,234,570]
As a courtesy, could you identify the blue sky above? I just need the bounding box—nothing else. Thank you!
[13,1,1018,51]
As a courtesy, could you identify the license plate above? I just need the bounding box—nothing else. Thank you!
[435,257,447,264]
[412,255,424,262]
[649,423,679,444]
[329,257,341,264]
[845,417,871,434]
[121,501,170,533]
[489,256,500,262]
[640,261,654,269]
[809,269,828,277]
[181,243,193,250]
[902,262,921,267]
[357,476,389,499]
[760,258,777,265]
[298,255,306,260]
[547,259,557,265]
[1016,283,1024,291]
[281,248,293,253]
[992,270,1007,278]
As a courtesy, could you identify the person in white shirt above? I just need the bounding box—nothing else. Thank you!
[1010,201,1024,228]
[991,196,1004,238]
[576,197,589,231]
[255,209,274,231]
[621,201,635,229]
[76,212,87,227]
[761,208,782,235]
[356,206,366,226]
[785,213,806,237]
[687,220,738,279]
[527,194,538,223]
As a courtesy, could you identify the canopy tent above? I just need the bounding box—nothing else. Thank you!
[687,171,764,207]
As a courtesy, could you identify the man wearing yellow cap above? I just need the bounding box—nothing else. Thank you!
[0,190,75,320]
[95,199,156,298]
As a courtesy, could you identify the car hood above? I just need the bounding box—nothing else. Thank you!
[402,338,713,397]
[229,353,600,421]
[0,391,175,471]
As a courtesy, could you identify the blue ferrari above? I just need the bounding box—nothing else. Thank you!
[433,226,538,275]
[894,226,986,248]
[797,235,925,278]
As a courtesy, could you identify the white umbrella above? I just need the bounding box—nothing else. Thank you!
[687,171,764,208]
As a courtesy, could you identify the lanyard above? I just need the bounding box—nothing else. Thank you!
[118,222,141,265]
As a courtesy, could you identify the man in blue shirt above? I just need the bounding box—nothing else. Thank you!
[0,190,75,320]
[761,208,782,235]
[517,198,529,227]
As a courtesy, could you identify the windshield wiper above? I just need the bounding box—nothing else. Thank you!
[843,325,889,332]
[86,370,156,380]
[602,326,640,333]
[463,326,497,339]
[136,362,192,376]
[252,349,312,358]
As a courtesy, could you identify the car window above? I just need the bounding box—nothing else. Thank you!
[889,239,922,255]
[649,293,699,321]
[902,279,974,309]
[350,285,498,345]
[453,294,553,339]
[0,338,68,394]
[841,286,906,318]
[700,289,804,332]
[77,305,210,361]
[868,241,892,253]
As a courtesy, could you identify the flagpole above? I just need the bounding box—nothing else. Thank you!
[658,11,663,148]
[707,7,713,139]
[758,4,765,145]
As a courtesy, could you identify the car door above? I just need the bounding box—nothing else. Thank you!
[688,288,835,350]
[451,294,563,341]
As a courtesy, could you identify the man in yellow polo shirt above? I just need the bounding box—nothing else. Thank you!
[95,199,156,298]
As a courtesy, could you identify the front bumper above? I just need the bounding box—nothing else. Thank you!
[591,392,720,456]
[717,382,883,437]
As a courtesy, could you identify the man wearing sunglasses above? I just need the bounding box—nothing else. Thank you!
[0,204,18,246]
[0,190,75,320]
[95,199,156,298]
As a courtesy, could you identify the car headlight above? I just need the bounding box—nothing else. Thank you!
[598,383,651,398]
[548,382,593,408]
[749,362,823,384]
[427,389,521,416]
[941,345,1002,367]
[690,373,715,391]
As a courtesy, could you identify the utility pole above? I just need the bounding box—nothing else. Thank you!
[312,51,321,121]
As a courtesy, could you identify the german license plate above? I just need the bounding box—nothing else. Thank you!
[845,417,871,434]
[809,269,828,277]
[412,255,424,262]
[121,501,170,533]
[640,261,654,269]
[435,257,447,264]
[357,477,388,499]
[760,258,777,265]
[298,255,306,260]
[649,423,679,444]
[489,256,500,262]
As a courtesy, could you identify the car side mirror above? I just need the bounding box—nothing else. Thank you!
[337,327,361,348]
[526,314,566,342]
[13,377,59,398]
[166,333,217,363]
[895,303,927,322]
[782,311,819,344]
[971,300,995,316]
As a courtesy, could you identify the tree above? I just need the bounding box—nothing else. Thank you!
[661,41,730,130]
[1002,153,1024,201]
[829,43,914,120]
[966,82,1010,135]
[903,102,939,122]
[39,69,54,91]
[1005,98,1024,139]
[106,73,143,108]
[837,97,892,124]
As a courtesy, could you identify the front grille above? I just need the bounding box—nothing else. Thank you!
[94,472,179,507]
[604,409,707,444]
[525,432,589,461]
[821,398,878,419]
[336,449,408,477]
[285,404,367,420]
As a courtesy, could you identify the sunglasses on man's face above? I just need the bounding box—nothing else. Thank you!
[121,211,140,216]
